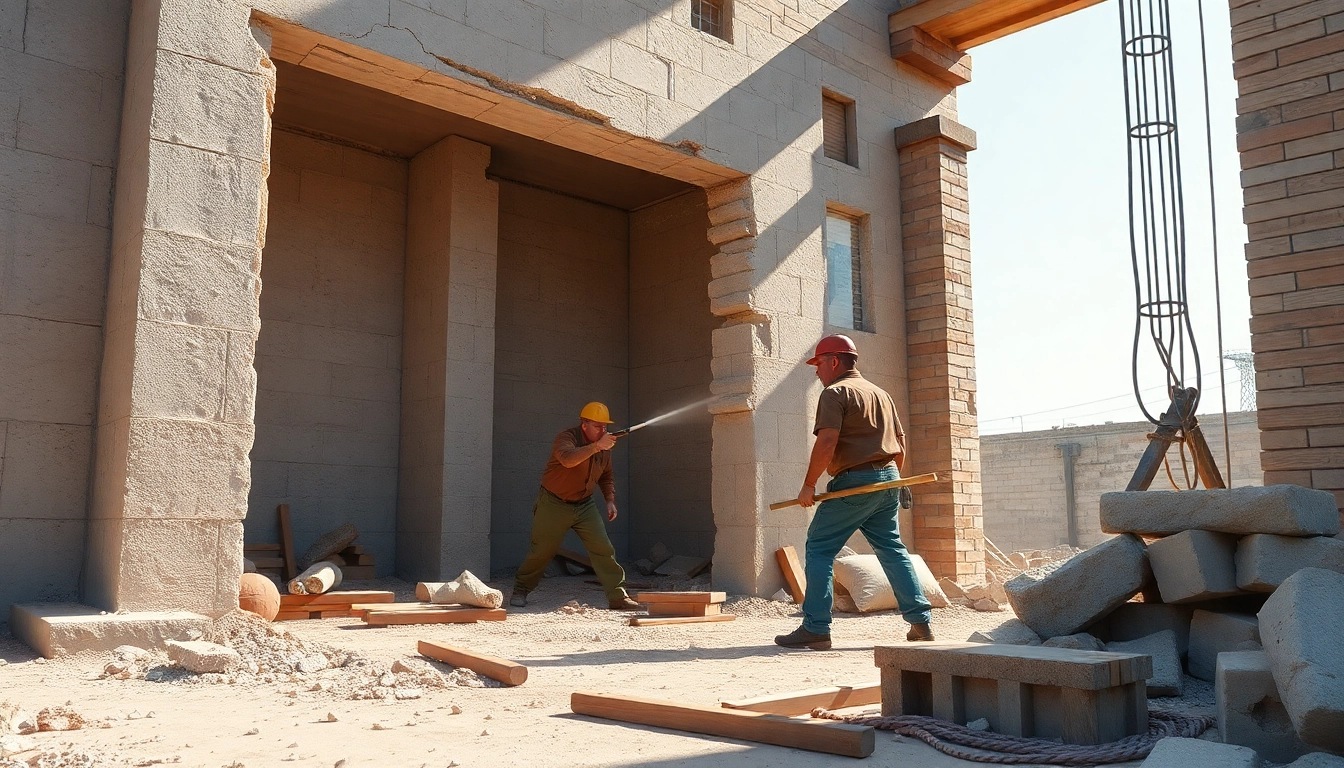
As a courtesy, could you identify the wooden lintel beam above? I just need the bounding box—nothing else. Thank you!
[721,683,881,716]
[889,0,1106,50]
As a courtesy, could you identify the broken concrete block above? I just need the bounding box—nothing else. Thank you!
[1235,533,1344,592]
[1216,650,1309,763]
[631,558,655,576]
[1105,630,1182,697]
[1094,603,1194,658]
[1004,533,1152,639]
[646,542,673,568]
[1259,567,1344,753]
[165,640,240,673]
[1101,485,1340,537]
[938,578,966,600]
[967,618,1041,646]
[1042,633,1105,652]
[1286,754,1344,768]
[9,604,211,658]
[1189,610,1261,682]
[972,598,1003,612]
[654,555,710,579]
[1139,736,1258,767]
[1147,530,1244,603]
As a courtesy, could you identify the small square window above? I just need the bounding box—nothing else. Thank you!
[822,93,856,166]
[824,213,866,331]
[691,0,730,42]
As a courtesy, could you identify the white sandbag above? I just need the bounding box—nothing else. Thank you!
[429,570,503,608]
[833,553,949,612]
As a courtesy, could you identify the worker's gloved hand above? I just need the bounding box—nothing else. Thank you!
[899,486,913,509]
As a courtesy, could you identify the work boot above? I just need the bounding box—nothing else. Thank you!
[509,591,528,608]
[608,596,641,611]
[906,623,935,642]
[774,625,832,650]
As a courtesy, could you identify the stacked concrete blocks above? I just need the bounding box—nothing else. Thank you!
[1100,486,1341,537]
[1257,568,1344,753]
[1092,603,1195,659]
[1002,533,1151,639]
[1147,530,1245,603]
[1140,737,1258,768]
[1216,650,1310,763]
[1105,631,1182,697]
[1188,610,1261,682]
[1236,534,1344,591]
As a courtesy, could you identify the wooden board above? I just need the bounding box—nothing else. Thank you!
[775,546,806,604]
[277,503,297,580]
[363,607,507,626]
[418,640,528,686]
[351,601,440,614]
[648,603,721,617]
[340,545,366,556]
[570,692,874,758]
[635,591,726,604]
[556,548,593,569]
[244,543,280,552]
[721,683,881,716]
[280,590,394,607]
[249,557,285,569]
[629,614,736,627]
[340,564,376,579]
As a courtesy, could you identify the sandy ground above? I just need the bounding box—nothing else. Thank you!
[0,576,1210,768]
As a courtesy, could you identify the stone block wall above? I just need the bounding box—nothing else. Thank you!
[0,0,129,616]
[246,129,406,573]
[1230,0,1344,521]
[982,413,1264,553]
[491,181,631,569]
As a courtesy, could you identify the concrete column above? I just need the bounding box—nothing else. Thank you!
[894,115,985,583]
[86,1,274,616]
[397,135,498,582]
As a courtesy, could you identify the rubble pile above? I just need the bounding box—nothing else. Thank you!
[941,545,1078,614]
[974,484,1344,763]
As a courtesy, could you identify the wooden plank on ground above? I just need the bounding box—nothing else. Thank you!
[418,640,528,686]
[278,503,297,580]
[634,591,726,604]
[570,692,874,757]
[721,683,881,716]
[775,546,806,604]
[629,614,736,627]
[281,590,394,607]
[363,607,507,626]
[556,548,593,569]
[648,603,721,617]
[351,601,438,614]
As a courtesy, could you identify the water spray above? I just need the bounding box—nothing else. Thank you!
[609,397,714,437]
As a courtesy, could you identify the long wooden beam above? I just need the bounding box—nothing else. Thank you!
[721,683,881,716]
[889,0,1106,50]
[629,614,736,627]
[570,692,875,758]
[418,640,528,686]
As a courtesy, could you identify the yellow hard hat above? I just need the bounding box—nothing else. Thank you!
[579,402,614,424]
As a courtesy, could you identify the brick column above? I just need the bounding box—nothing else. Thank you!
[894,115,984,582]
[1229,0,1344,520]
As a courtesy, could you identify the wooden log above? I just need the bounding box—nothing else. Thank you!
[418,640,528,686]
[570,692,874,758]
[635,591,726,604]
[648,603,721,617]
[629,614,736,627]
[721,682,881,716]
[362,607,507,626]
[280,590,394,607]
[289,561,342,595]
[277,504,297,580]
[775,546,807,604]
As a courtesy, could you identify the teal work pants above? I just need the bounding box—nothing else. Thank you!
[513,488,628,601]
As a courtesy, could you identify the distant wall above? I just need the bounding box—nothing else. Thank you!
[491,182,630,570]
[982,412,1263,553]
[246,130,407,573]
[0,0,130,615]
[628,191,716,560]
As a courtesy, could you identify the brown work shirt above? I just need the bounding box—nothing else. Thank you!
[814,371,905,476]
[540,426,616,504]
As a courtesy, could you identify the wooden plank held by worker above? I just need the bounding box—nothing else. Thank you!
[570,692,875,758]
[629,614,735,627]
[774,546,806,604]
[767,473,938,511]
[721,682,880,716]
[418,640,528,686]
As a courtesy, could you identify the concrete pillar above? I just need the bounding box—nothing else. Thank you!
[84,1,273,616]
[894,115,985,582]
[397,135,498,582]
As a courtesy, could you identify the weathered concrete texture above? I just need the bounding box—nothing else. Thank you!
[967,618,1041,645]
[1258,568,1344,753]
[1216,650,1310,763]
[1100,486,1341,537]
[1042,633,1104,651]
[166,640,240,673]
[1235,534,1344,592]
[1287,754,1344,768]
[1092,603,1195,658]
[9,604,210,658]
[1139,737,1258,768]
[1189,610,1261,683]
[1004,533,1152,639]
[1147,530,1244,603]
[1106,631,1182,697]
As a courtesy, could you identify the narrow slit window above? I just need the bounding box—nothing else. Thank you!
[691,0,729,41]
[825,214,865,331]
[822,95,852,165]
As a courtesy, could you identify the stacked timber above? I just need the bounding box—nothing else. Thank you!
[631,592,734,626]
[275,590,395,621]
[326,544,376,579]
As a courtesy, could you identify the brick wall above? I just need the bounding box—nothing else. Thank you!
[247,130,407,574]
[1230,0,1344,519]
[982,412,1264,553]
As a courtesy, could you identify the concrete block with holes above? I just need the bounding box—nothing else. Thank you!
[1216,650,1310,763]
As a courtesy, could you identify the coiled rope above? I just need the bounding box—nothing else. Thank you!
[810,708,1215,765]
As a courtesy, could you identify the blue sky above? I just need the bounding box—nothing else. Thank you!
[957,0,1252,434]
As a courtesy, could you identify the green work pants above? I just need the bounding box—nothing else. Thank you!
[513,488,628,602]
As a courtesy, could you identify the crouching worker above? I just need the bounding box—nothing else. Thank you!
[775,335,934,650]
[510,402,641,611]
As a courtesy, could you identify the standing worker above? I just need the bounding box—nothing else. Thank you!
[510,402,642,610]
[775,335,934,650]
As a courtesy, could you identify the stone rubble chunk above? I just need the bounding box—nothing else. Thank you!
[1188,610,1260,682]
[1147,530,1244,603]
[1100,485,1341,537]
[1286,754,1344,768]
[1105,630,1182,697]
[971,598,1002,612]
[967,618,1041,646]
[1258,567,1344,753]
[1139,736,1258,767]
[654,555,710,579]
[631,558,655,576]
[938,578,966,600]
[1093,603,1195,658]
[1004,534,1152,639]
[1235,533,1344,592]
[166,639,241,673]
[1042,633,1105,652]
[646,542,673,568]
[0,734,34,758]
[1215,650,1309,763]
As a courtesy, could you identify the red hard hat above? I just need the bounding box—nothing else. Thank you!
[806,334,858,365]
